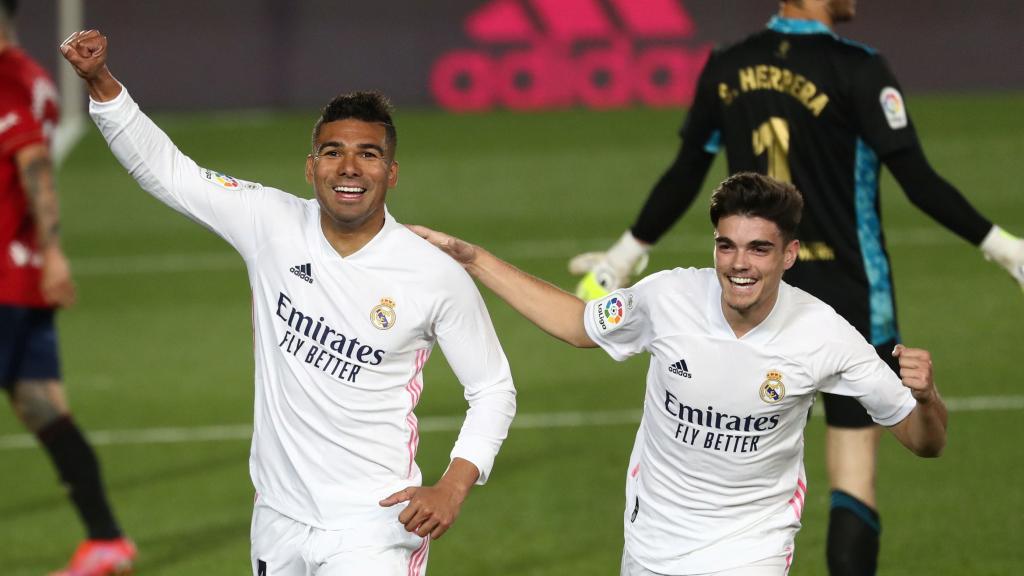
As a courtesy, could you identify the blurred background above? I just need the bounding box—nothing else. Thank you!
[2,1,1023,574]
[16,0,1024,112]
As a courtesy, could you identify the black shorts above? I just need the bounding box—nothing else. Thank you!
[822,340,900,428]
[0,305,62,391]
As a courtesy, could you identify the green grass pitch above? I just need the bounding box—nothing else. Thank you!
[1,93,1022,574]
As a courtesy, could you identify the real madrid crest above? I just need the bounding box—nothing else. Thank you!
[371,297,397,330]
[759,370,785,404]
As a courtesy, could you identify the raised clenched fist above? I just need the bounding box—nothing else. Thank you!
[59,29,109,80]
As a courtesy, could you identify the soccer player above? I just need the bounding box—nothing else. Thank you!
[60,29,516,575]
[412,172,947,576]
[568,1,1024,573]
[0,4,135,575]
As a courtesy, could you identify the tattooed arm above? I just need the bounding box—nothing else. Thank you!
[16,143,76,307]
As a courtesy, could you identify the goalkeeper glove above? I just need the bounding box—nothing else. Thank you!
[980,225,1024,292]
[569,231,650,301]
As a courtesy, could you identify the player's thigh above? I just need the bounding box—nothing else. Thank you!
[250,503,313,576]
[2,306,67,429]
[708,560,789,576]
[1,306,62,380]
[821,393,873,428]
[620,548,789,576]
[0,305,22,391]
[620,547,667,576]
[319,528,427,576]
[822,341,893,500]
[1,306,62,391]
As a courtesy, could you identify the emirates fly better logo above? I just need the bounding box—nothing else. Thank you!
[431,0,711,111]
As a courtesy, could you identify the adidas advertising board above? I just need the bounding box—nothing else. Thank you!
[430,0,711,111]
[26,2,1014,113]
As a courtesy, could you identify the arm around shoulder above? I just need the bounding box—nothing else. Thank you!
[410,225,596,348]
[468,246,595,348]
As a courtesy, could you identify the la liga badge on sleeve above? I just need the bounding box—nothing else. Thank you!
[200,167,241,189]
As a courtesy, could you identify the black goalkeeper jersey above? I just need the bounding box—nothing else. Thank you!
[674,17,950,345]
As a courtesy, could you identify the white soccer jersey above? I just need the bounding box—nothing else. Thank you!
[584,267,915,574]
[90,89,516,529]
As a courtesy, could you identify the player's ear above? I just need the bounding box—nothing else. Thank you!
[783,239,799,269]
[305,154,314,184]
[388,160,399,188]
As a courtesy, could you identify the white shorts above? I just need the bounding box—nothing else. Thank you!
[251,501,429,576]
[620,547,791,576]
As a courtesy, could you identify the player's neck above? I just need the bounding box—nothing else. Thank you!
[319,211,386,258]
[778,5,834,29]
[720,293,778,339]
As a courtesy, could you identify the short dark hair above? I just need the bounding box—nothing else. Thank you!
[709,172,804,241]
[311,91,397,160]
[1,0,17,19]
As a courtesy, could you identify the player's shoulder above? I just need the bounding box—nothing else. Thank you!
[383,221,475,284]
[702,24,766,56]
[0,47,34,75]
[0,48,49,100]
[632,267,715,302]
[831,32,880,58]
[824,32,889,74]
[780,282,860,337]
[703,29,773,69]
[637,266,710,286]
[783,282,836,315]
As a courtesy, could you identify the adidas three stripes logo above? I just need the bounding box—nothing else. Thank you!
[290,263,313,284]
[668,358,691,378]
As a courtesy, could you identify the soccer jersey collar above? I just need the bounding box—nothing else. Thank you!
[706,271,790,344]
[766,16,835,37]
[314,205,399,262]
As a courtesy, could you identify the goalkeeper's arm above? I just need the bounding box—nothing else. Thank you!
[884,145,1024,290]
[630,142,716,245]
[570,143,714,300]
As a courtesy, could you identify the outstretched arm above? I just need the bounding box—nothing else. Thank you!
[410,225,596,348]
[59,29,269,257]
[887,345,947,457]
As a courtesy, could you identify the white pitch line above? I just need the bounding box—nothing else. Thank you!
[1,396,1021,452]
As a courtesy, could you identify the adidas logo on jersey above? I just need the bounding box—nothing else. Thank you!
[668,358,691,378]
[290,263,313,284]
